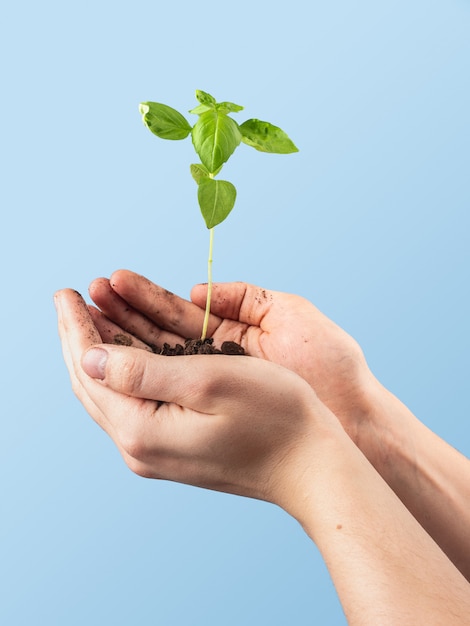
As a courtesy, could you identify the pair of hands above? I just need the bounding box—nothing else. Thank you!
[57,270,470,621]
[56,270,375,507]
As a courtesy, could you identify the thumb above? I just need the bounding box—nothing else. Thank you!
[191,282,274,325]
[81,344,232,411]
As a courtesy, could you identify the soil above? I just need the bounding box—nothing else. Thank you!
[113,333,134,346]
[112,334,245,356]
[158,337,245,356]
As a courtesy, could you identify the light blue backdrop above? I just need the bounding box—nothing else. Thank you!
[1,1,469,624]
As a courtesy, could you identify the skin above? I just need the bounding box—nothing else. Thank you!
[88,270,470,581]
[56,290,470,626]
[55,273,470,623]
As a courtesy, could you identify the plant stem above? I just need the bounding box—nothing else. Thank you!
[201,226,214,341]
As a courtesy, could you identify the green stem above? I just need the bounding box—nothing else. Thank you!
[201,226,214,341]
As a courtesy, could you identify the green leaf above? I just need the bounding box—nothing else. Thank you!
[198,178,237,228]
[192,110,242,172]
[190,163,210,184]
[139,102,192,140]
[189,103,213,115]
[190,163,224,183]
[216,101,244,114]
[239,119,298,153]
[195,90,216,107]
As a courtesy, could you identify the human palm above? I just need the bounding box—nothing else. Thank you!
[89,270,375,433]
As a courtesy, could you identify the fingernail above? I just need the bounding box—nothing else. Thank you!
[82,347,108,380]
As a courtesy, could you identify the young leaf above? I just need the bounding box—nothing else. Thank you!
[195,90,216,107]
[190,163,224,183]
[140,102,192,140]
[198,178,237,229]
[188,103,213,115]
[190,163,210,184]
[239,118,298,153]
[192,110,242,173]
[216,101,244,114]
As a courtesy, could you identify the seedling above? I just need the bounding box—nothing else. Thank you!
[139,90,298,341]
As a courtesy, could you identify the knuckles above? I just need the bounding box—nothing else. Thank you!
[111,353,148,397]
[119,425,167,480]
[120,432,149,461]
[124,455,155,479]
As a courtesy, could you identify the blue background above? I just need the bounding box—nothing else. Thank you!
[1,1,469,624]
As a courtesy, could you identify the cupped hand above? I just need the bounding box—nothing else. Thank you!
[55,288,331,505]
[89,270,376,437]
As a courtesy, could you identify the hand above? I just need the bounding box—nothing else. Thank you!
[55,287,470,624]
[89,270,377,439]
[55,288,333,505]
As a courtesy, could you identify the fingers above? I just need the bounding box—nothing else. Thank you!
[90,272,279,359]
[90,271,222,346]
[55,289,103,375]
[55,290,109,424]
[55,288,183,476]
[55,289,124,441]
[88,305,154,352]
[89,276,182,349]
[190,282,275,327]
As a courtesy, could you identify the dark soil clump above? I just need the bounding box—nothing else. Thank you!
[113,333,133,346]
[159,337,245,356]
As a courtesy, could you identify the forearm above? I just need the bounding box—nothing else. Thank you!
[356,381,470,581]
[281,422,470,625]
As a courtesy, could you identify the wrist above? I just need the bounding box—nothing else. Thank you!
[271,405,349,526]
[351,378,417,477]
